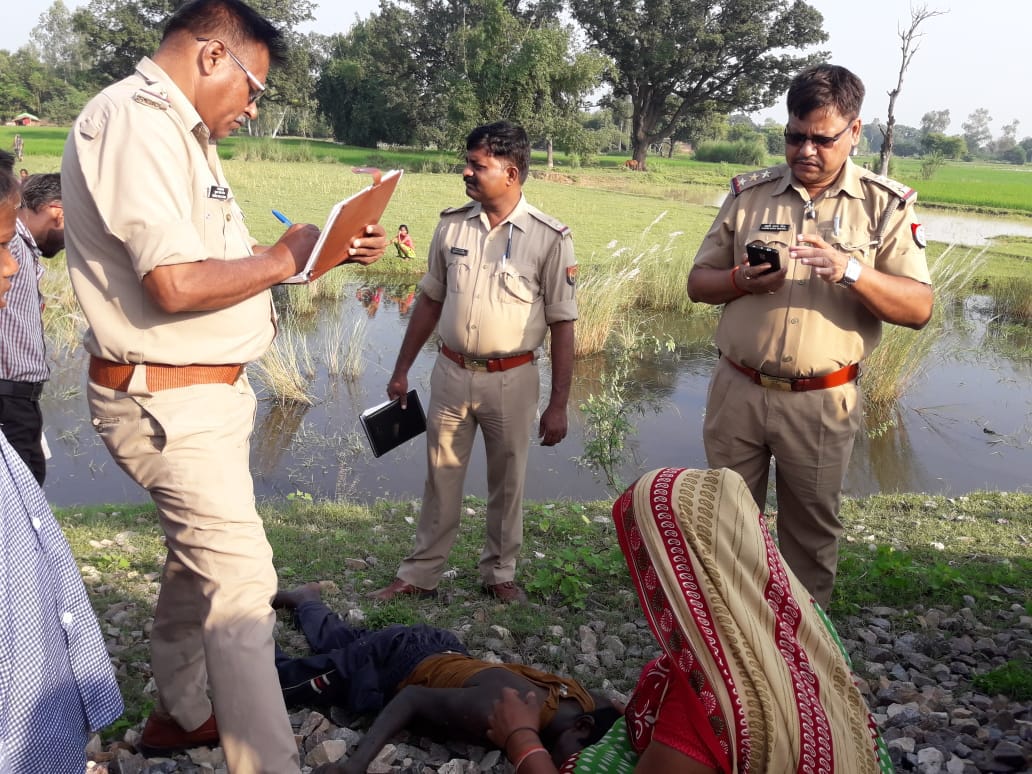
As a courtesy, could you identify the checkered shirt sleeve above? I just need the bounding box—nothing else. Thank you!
[0,434,123,771]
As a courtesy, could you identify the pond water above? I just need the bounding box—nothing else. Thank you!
[40,279,1032,509]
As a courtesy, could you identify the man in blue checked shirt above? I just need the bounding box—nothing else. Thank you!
[0,150,123,773]
[0,172,64,486]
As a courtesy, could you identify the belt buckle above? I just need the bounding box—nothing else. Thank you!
[758,373,794,391]
[464,358,489,372]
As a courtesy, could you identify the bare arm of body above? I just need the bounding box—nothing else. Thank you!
[143,224,387,313]
[341,679,513,774]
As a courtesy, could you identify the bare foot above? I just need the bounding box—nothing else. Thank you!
[272,581,324,610]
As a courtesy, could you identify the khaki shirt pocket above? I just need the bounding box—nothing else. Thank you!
[496,264,537,304]
[446,256,473,293]
[829,226,877,263]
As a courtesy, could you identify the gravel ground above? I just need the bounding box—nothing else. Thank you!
[80,579,1031,774]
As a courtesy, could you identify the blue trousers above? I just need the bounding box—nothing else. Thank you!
[275,601,467,715]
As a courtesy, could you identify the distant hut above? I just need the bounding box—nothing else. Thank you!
[12,113,40,126]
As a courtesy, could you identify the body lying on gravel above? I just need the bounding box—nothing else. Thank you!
[272,582,622,774]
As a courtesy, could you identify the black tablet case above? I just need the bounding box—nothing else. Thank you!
[359,389,427,457]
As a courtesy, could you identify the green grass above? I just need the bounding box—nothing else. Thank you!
[973,660,1032,701]
[832,491,1032,614]
[857,154,1032,216]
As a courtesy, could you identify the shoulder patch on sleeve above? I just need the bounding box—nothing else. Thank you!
[440,201,476,217]
[528,209,571,236]
[862,171,917,204]
[730,165,785,197]
[131,86,170,111]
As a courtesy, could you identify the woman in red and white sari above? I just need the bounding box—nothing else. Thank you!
[488,468,892,774]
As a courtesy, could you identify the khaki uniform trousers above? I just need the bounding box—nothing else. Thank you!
[398,354,540,589]
[702,357,861,607]
[88,370,299,774]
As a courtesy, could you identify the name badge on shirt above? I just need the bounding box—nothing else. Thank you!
[759,223,790,232]
[450,246,469,255]
[207,185,230,200]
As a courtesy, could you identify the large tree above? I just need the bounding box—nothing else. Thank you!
[69,0,315,96]
[317,0,604,151]
[919,109,950,136]
[316,4,425,147]
[569,0,827,170]
[962,108,992,156]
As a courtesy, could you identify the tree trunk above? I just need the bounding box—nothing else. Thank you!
[546,137,554,169]
[878,110,896,177]
[271,107,288,139]
[880,6,947,177]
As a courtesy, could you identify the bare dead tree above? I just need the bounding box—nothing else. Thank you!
[878,5,948,176]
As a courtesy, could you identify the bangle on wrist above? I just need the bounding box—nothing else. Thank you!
[513,746,547,773]
[730,264,747,295]
[503,726,539,753]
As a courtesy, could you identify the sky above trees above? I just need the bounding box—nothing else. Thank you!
[4,0,1031,138]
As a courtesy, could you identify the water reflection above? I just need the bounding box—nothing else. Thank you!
[39,280,1032,508]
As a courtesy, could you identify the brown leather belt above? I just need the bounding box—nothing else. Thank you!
[724,356,860,392]
[440,344,533,373]
[89,356,244,392]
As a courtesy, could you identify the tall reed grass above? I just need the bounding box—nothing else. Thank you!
[323,313,368,381]
[252,328,315,405]
[863,244,987,408]
[985,276,1032,322]
[574,213,713,355]
[39,256,86,355]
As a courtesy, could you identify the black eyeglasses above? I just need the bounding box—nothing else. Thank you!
[783,122,853,149]
[196,37,266,104]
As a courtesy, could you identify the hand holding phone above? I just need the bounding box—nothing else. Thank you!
[746,243,781,276]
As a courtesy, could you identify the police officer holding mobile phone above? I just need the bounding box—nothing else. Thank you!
[687,64,933,607]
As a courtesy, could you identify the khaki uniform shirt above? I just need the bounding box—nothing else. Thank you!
[62,57,275,366]
[693,160,931,378]
[419,195,577,357]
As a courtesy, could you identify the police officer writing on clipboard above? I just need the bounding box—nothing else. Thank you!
[61,1,387,771]
[687,64,933,607]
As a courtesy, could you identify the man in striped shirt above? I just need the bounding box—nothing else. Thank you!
[0,172,63,485]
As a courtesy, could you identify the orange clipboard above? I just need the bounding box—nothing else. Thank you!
[281,167,403,284]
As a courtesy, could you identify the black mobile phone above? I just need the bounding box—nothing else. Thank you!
[746,243,781,275]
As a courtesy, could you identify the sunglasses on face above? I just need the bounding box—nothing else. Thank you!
[783,122,853,149]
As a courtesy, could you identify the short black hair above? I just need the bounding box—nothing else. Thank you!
[583,705,622,746]
[398,224,408,230]
[786,64,865,122]
[163,0,286,65]
[466,121,531,183]
[0,150,18,206]
[20,173,61,211]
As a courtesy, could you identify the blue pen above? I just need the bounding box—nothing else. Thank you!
[272,209,292,226]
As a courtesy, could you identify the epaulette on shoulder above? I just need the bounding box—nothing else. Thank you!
[730,165,785,197]
[528,208,571,237]
[131,86,170,111]
[861,170,917,204]
[440,201,477,217]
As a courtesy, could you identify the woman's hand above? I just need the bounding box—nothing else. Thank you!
[486,687,542,749]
